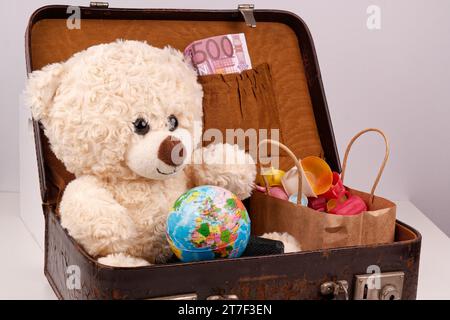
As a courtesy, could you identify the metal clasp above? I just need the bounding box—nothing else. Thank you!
[354,271,404,300]
[238,4,256,28]
[320,280,349,300]
[90,2,109,8]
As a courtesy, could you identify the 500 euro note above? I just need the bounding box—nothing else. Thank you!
[184,33,252,75]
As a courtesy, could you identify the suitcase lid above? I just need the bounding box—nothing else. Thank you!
[26,3,340,205]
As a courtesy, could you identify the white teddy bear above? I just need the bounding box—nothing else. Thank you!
[26,40,256,267]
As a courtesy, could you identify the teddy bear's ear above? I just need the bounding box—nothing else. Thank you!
[25,62,64,122]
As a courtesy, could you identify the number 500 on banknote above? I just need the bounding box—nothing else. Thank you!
[184,33,252,76]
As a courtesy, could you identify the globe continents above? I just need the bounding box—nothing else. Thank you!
[166,185,251,262]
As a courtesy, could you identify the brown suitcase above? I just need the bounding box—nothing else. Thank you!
[26,3,421,300]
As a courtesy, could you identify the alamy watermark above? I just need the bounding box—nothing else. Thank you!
[66,6,81,30]
[66,265,81,290]
[366,264,382,290]
[168,120,281,168]
[367,5,381,30]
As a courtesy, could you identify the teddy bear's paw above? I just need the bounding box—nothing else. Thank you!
[98,253,151,267]
[90,210,138,254]
[91,205,136,240]
[193,143,256,199]
[60,176,139,256]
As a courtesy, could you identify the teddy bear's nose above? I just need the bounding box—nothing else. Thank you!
[158,136,186,167]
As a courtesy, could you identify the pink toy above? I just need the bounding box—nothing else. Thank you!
[327,192,367,216]
[268,186,289,200]
[308,196,327,212]
[322,172,346,200]
[256,185,289,201]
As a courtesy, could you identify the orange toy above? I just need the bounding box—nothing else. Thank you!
[301,156,333,196]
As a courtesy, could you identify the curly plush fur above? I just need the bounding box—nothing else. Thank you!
[26,40,256,267]
[261,232,301,253]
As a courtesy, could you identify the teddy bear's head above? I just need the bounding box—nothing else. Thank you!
[26,40,203,180]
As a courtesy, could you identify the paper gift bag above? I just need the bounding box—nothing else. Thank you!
[250,128,396,251]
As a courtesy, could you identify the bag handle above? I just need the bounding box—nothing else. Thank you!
[258,139,304,206]
[341,128,390,203]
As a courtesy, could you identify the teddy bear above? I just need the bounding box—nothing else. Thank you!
[26,40,257,267]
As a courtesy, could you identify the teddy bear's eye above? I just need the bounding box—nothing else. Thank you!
[133,118,150,135]
[167,115,179,132]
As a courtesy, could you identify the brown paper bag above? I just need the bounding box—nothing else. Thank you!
[250,128,396,251]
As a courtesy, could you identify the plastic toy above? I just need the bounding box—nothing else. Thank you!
[308,197,327,212]
[327,193,367,216]
[301,156,333,196]
[282,156,333,198]
[255,185,289,200]
[257,167,285,187]
[282,166,316,198]
[288,193,309,206]
[322,172,346,200]
[268,186,289,200]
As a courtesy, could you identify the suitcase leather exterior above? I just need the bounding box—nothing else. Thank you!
[25,4,422,300]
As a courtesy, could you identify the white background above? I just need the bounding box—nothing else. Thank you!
[1,0,449,236]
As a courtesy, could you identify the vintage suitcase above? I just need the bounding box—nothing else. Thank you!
[26,3,422,300]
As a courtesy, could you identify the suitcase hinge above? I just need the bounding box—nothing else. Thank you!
[90,2,109,8]
[238,4,256,28]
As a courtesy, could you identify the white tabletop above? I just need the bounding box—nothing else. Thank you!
[0,193,448,300]
[0,193,56,300]
[395,201,450,299]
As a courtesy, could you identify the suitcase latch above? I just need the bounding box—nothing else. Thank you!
[353,271,404,300]
[320,280,349,300]
[238,4,256,28]
[90,1,109,8]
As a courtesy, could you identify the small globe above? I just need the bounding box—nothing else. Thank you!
[166,185,251,262]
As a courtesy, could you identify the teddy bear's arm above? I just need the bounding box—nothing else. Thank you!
[190,143,256,199]
[59,175,137,258]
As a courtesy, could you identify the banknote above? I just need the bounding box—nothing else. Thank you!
[184,33,252,75]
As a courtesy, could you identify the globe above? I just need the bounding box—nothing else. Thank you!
[166,185,251,262]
